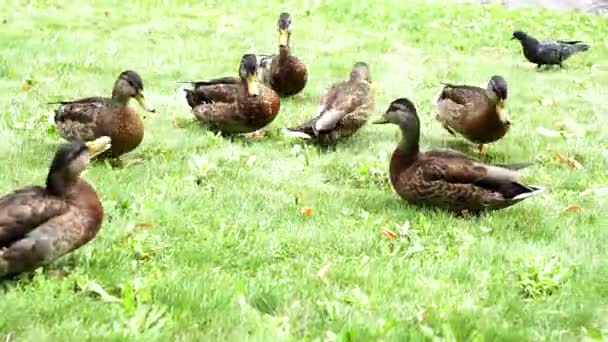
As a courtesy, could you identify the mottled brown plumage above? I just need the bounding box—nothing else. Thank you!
[257,12,308,97]
[0,137,110,278]
[183,54,280,134]
[375,98,542,214]
[436,75,510,152]
[52,70,155,159]
[284,62,373,145]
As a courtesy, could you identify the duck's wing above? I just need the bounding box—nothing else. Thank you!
[192,101,252,133]
[0,187,70,248]
[53,97,111,141]
[313,81,372,133]
[182,77,241,107]
[420,151,537,200]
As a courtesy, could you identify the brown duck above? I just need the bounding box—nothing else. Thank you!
[436,75,510,154]
[0,137,111,278]
[284,62,374,145]
[374,98,542,214]
[257,12,308,97]
[52,70,155,159]
[183,54,280,134]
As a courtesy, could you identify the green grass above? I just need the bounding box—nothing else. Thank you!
[1,0,607,340]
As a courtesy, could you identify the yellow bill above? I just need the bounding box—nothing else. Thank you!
[134,92,156,113]
[497,101,510,124]
[85,136,112,157]
[247,74,259,96]
[279,29,289,47]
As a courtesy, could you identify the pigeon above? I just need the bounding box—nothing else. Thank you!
[511,30,590,68]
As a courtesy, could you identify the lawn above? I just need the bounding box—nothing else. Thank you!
[1,0,607,340]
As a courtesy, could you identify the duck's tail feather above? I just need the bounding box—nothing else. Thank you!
[495,162,534,171]
[282,122,315,139]
[511,185,544,201]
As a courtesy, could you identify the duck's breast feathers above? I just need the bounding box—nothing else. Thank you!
[0,186,70,248]
[271,55,308,96]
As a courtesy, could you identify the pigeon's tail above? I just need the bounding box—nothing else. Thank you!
[573,43,590,53]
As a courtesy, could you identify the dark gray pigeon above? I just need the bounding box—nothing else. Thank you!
[511,30,590,68]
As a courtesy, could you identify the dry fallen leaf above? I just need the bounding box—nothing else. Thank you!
[550,150,583,169]
[317,263,331,285]
[382,227,398,240]
[246,155,256,167]
[540,97,556,106]
[301,207,313,217]
[416,308,428,323]
[20,82,31,92]
[536,127,561,138]
[552,120,564,129]
[563,204,583,213]
[136,222,154,229]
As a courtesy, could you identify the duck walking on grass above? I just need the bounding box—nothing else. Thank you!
[183,54,280,134]
[256,12,308,97]
[436,75,510,155]
[375,98,542,214]
[52,70,155,162]
[0,137,111,278]
[511,30,590,68]
[284,62,373,145]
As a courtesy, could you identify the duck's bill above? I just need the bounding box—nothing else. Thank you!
[279,29,289,47]
[372,117,390,124]
[135,93,156,113]
[86,136,112,157]
[247,75,260,96]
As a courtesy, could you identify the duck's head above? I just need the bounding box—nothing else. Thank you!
[350,62,371,82]
[488,75,508,101]
[239,54,260,96]
[373,98,419,128]
[46,136,111,195]
[511,30,527,41]
[277,12,292,48]
[112,70,155,112]
[487,75,510,125]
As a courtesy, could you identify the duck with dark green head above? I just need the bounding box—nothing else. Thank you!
[375,98,542,214]
[0,137,111,278]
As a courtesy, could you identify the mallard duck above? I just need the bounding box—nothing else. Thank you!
[0,137,111,278]
[511,30,590,68]
[374,98,542,214]
[183,54,280,134]
[284,62,373,145]
[436,75,510,154]
[256,12,308,97]
[52,70,155,159]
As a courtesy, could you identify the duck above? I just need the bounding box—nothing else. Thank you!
[52,70,155,161]
[183,54,281,134]
[511,30,590,68]
[284,62,374,145]
[0,136,111,278]
[374,98,542,214]
[436,75,510,154]
[256,12,308,97]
